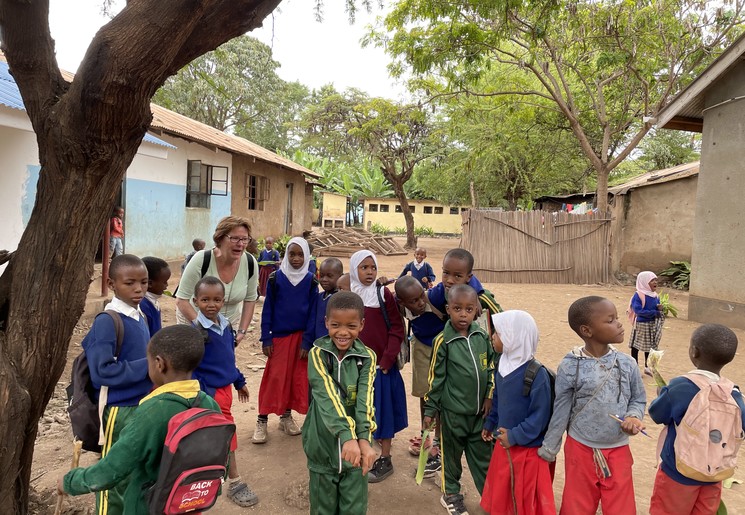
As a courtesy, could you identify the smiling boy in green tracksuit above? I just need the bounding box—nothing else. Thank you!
[424,284,495,515]
[303,291,378,515]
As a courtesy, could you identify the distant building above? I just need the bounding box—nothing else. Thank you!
[362,198,468,235]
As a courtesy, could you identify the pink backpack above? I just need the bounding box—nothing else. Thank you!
[670,374,744,482]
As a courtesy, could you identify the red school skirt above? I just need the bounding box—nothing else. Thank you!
[481,444,557,515]
[258,331,309,415]
[258,266,274,297]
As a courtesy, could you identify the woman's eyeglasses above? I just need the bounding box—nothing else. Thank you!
[227,236,252,245]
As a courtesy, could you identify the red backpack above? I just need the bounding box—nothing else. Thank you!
[147,393,235,514]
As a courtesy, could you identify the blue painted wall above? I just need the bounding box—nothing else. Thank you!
[124,177,231,259]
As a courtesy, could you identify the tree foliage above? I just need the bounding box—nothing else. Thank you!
[375,0,745,212]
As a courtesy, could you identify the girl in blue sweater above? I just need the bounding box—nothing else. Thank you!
[627,271,664,376]
[481,310,555,515]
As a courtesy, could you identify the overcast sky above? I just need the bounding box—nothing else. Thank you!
[48,0,405,99]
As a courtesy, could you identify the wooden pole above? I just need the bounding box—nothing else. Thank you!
[54,440,83,515]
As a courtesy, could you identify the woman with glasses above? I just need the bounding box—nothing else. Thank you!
[176,216,258,345]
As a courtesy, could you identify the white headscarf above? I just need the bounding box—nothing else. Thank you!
[492,310,539,377]
[279,237,310,286]
[350,250,381,308]
[636,271,658,299]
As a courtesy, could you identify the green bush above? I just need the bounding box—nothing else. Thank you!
[393,227,406,235]
[660,260,691,290]
[256,234,291,257]
[369,223,391,235]
[414,226,435,237]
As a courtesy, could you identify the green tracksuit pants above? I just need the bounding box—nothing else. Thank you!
[309,468,368,515]
[440,409,493,496]
[97,404,137,515]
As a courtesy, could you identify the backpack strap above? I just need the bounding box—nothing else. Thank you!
[523,359,542,397]
[376,286,392,330]
[201,249,212,278]
[246,252,255,279]
[103,310,124,358]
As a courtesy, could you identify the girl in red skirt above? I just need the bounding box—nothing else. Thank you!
[481,310,556,515]
[253,237,318,444]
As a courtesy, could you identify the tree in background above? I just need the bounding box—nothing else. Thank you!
[377,0,745,212]
[154,35,309,152]
[639,129,700,171]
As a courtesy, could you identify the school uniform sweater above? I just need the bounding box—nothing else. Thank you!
[63,381,220,515]
[303,337,377,474]
[192,313,246,396]
[631,292,661,322]
[314,289,338,341]
[260,270,318,351]
[258,248,280,270]
[425,321,495,418]
[484,361,552,447]
[139,295,161,337]
[398,260,436,287]
[649,372,745,486]
[405,306,446,347]
[358,287,406,371]
[429,275,502,316]
[539,347,646,461]
[83,312,152,406]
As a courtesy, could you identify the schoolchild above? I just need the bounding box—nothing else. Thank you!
[254,237,318,443]
[141,256,171,337]
[303,291,378,515]
[59,325,221,514]
[315,257,344,340]
[424,284,495,515]
[428,248,502,317]
[191,276,257,507]
[398,247,436,289]
[538,296,646,515]
[627,271,664,376]
[649,324,745,515]
[337,273,351,291]
[481,310,555,515]
[350,250,408,482]
[181,238,206,273]
[394,276,446,475]
[109,206,125,258]
[82,254,152,515]
[257,236,281,297]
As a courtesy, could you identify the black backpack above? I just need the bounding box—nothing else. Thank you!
[66,311,124,452]
[522,358,557,416]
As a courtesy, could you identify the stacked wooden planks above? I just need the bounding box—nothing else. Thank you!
[306,228,408,257]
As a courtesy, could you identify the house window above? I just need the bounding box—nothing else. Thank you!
[368,204,379,212]
[424,206,433,214]
[434,206,444,214]
[186,160,228,208]
[450,207,459,215]
[379,204,390,213]
[410,206,416,213]
[395,205,402,213]
[461,207,468,212]
[245,173,269,211]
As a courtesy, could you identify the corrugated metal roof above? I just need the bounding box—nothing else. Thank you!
[609,161,699,195]
[0,60,176,149]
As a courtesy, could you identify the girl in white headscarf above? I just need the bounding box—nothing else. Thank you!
[627,271,664,376]
[254,237,318,444]
[481,310,556,515]
[349,250,407,483]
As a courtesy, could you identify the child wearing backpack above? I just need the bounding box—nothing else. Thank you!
[481,310,555,515]
[141,256,171,337]
[191,276,258,508]
[649,323,745,515]
[82,254,153,515]
[254,237,318,443]
[303,291,378,515]
[60,325,223,514]
[538,296,646,515]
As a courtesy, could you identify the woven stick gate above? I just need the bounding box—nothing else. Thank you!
[461,210,611,284]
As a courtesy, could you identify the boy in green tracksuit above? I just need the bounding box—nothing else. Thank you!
[59,325,221,515]
[424,284,495,515]
[303,291,378,515]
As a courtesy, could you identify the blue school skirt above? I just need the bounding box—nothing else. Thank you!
[373,367,408,440]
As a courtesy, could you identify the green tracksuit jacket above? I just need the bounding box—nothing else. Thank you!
[303,336,377,474]
[424,321,495,418]
[63,380,220,515]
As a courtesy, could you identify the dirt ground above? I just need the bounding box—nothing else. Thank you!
[31,236,745,514]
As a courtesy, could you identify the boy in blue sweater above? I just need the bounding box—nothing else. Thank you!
[82,254,152,515]
[315,257,343,340]
[428,248,502,317]
[140,256,171,337]
[398,247,436,289]
[649,324,745,514]
[191,276,257,508]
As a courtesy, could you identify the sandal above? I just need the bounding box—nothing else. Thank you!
[227,481,259,507]
[408,435,432,456]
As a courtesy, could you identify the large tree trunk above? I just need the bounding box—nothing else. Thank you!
[0,1,281,511]
[595,166,610,214]
[390,179,416,249]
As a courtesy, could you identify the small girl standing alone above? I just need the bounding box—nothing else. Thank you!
[254,237,318,443]
[628,271,664,376]
[350,250,408,482]
[481,310,555,515]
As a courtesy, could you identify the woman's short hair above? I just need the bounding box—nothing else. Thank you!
[213,216,252,246]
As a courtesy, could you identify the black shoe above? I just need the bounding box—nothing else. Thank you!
[440,493,469,515]
[368,456,393,483]
[423,455,442,478]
